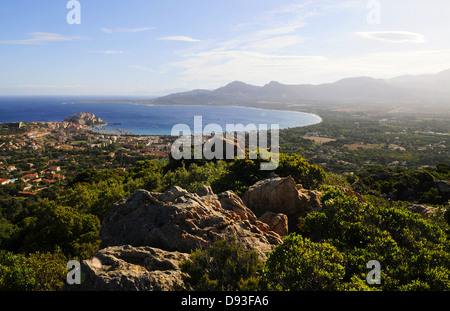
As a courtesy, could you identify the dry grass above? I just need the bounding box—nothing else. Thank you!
[344,143,380,150]
[302,136,336,144]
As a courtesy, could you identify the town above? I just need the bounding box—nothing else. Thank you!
[0,113,173,197]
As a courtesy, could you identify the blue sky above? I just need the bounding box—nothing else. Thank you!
[1,0,450,95]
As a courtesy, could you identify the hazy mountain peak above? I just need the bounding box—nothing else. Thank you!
[225,81,255,87]
[151,69,450,107]
[436,68,450,78]
[214,81,260,94]
[334,76,383,85]
[266,81,282,86]
[386,68,450,94]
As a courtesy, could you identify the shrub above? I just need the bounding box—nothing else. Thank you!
[444,207,450,226]
[13,199,100,259]
[179,237,263,291]
[275,153,326,189]
[262,234,346,291]
[0,250,67,291]
[298,188,450,290]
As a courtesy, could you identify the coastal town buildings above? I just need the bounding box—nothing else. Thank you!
[0,115,173,195]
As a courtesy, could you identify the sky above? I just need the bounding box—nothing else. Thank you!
[1,0,450,96]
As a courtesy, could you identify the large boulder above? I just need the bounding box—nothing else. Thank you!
[99,186,282,259]
[406,204,437,218]
[258,211,288,236]
[71,245,189,291]
[242,176,322,231]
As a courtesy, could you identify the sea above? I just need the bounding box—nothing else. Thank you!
[0,96,322,135]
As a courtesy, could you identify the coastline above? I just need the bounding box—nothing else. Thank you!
[1,98,323,136]
[82,103,323,136]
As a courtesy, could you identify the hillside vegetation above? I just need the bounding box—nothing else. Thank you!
[0,150,448,290]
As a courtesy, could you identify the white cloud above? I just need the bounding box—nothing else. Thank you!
[90,50,125,54]
[235,0,361,34]
[165,50,328,85]
[355,31,426,43]
[147,0,450,93]
[245,35,306,51]
[160,1,448,89]
[204,1,361,54]
[158,36,201,42]
[129,65,155,73]
[101,27,155,34]
[253,25,306,38]
[159,1,367,86]
[0,32,87,45]
[165,48,450,87]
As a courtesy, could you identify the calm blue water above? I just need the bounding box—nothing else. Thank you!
[0,96,321,135]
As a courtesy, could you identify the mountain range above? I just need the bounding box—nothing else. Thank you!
[148,69,450,112]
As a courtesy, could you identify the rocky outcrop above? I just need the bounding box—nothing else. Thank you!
[74,178,324,291]
[99,186,282,257]
[73,185,285,291]
[75,245,189,291]
[242,176,322,232]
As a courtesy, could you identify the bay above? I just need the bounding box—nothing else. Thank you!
[0,96,321,135]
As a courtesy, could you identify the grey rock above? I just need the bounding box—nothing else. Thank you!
[99,187,282,258]
[69,245,189,291]
[406,204,437,218]
[196,185,214,197]
[242,176,321,231]
[259,211,289,236]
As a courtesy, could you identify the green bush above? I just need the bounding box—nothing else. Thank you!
[179,237,263,291]
[275,153,327,189]
[0,250,67,291]
[13,199,100,259]
[445,208,450,226]
[354,167,449,205]
[298,187,450,290]
[262,234,349,291]
[163,161,229,193]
